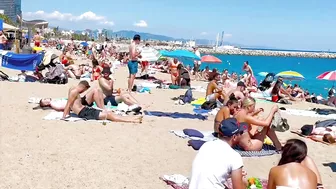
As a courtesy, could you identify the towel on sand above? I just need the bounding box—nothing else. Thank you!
[43,111,111,123]
[160,174,268,189]
[281,108,336,119]
[145,111,207,120]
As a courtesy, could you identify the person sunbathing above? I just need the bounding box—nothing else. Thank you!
[62,80,142,123]
[227,81,247,102]
[64,64,90,79]
[271,78,296,102]
[268,139,323,189]
[98,67,141,112]
[301,124,336,144]
[177,64,191,87]
[213,97,239,136]
[205,73,228,103]
[201,66,210,80]
[234,97,282,151]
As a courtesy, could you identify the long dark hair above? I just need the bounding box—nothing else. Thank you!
[271,78,283,95]
[278,139,307,166]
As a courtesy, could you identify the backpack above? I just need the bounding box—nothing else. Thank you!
[271,112,290,132]
[182,88,193,103]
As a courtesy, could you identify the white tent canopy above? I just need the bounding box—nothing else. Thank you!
[3,23,19,31]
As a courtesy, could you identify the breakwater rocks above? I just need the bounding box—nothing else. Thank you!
[199,49,336,59]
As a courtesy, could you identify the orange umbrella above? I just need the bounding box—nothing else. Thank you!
[201,55,222,63]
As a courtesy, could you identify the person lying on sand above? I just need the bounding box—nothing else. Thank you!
[62,81,142,123]
[213,97,239,136]
[189,118,247,189]
[37,87,106,111]
[268,139,323,189]
[64,64,90,79]
[99,67,142,112]
[234,97,282,151]
[205,73,228,103]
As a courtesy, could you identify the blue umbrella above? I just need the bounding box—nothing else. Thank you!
[159,50,172,57]
[161,49,201,60]
[80,41,89,47]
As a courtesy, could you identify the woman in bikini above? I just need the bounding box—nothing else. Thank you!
[170,58,180,85]
[91,59,103,81]
[234,97,282,151]
[242,61,256,87]
[271,78,296,102]
[213,96,240,136]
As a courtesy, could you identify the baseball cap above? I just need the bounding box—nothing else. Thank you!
[219,118,248,137]
[133,34,141,41]
[237,81,246,88]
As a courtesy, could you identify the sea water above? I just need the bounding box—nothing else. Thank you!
[184,54,336,97]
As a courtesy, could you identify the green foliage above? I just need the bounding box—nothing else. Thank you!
[0,14,16,26]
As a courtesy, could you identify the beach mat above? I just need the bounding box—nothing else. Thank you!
[160,174,268,189]
[290,130,335,146]
[281,108,336,119]
[43,111,111,123]
[144,111,207,120]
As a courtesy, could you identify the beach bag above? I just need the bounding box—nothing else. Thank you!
[201,101,217,110]
[182,88,193,103]
[271,112,290,132]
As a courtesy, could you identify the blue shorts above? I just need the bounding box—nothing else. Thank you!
[128,60,138,75]
[0,44,4,50]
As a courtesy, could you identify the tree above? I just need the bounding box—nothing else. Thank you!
[0,14,16,26]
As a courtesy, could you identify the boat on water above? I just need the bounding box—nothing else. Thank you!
[215,45,239,50]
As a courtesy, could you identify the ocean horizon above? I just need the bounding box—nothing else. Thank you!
[240,47,336,53]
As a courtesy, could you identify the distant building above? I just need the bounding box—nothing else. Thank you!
[0,0,22,22]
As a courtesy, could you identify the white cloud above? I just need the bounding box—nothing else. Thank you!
[134,20,148,27]
[200,32,208,35]
[23,10,114,27]
[224,33,232,37]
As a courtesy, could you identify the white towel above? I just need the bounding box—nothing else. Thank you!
[161,174,189,186]
[43,111,111,123]
[281,109,336,119]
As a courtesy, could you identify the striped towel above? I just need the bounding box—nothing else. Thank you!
[234,144,279,157]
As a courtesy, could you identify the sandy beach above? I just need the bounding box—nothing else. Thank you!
[0,55,335,189]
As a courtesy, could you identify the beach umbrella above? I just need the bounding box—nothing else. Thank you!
[80,41,89,47]
[163,49,201,60]
[316,70,336,86]
[258,72,268,77]
[276,71,304,80]
[201,55,222,63]
[139,47,160,62]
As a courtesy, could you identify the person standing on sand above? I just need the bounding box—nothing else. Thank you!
[189,118,247,189]
[0,30,8,50]
[192,46,202,80]
[242,61,256,86]
[128,34,142,92]
[62,80,142,123]
[33,32,41,47]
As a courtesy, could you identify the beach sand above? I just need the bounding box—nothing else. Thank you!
[0,57,335,189]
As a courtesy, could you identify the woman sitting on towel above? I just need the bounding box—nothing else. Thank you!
[268,139,323,189]
[177,64,191,87]
[213,95,239,136]
[234,97,282,151]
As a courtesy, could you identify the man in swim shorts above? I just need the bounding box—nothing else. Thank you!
[128,34,142,91]
[62,80,142,123]
[99,67,141,112]
[205,73,227,103]
[33,32,41,47]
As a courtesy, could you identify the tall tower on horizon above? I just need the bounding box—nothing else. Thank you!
[0,0,22,23]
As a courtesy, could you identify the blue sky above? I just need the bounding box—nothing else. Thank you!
[22,0,336,50]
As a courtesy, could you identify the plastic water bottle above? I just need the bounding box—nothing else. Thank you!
[107,101,112,111]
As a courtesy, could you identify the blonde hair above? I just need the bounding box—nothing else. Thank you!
[242,97,256,108]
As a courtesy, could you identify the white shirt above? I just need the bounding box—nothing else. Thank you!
[189,140,243,189]
[194,50,201,65]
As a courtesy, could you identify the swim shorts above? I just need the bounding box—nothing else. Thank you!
[78,106,101,120]
[81,96,94,107]
[206,94,216,102]
[128,60,138,75]
[34,41,40,47]
[104,95,119,106]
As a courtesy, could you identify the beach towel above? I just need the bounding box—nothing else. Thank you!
[170,130,216,141]
[160,174,268,189]
[1,52,44,71]
[43,111,112,123]
[145,111,207,120]
[191,97,206,106]
[281,108,336,119]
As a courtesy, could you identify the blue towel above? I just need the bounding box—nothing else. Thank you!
[193,108,211,114]
[183,129,204,138]
[188,140,278,157]
[1,52,44,71]
[144,111,207,120]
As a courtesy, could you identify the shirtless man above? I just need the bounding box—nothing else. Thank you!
[128,34,142,91]
[227,81,247,101]
[0,30,8,50]
[62,81,142,123]
[99,67,141,112]
[205,73,228,103]
[213,97,239,136]
[33,32,41,47]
